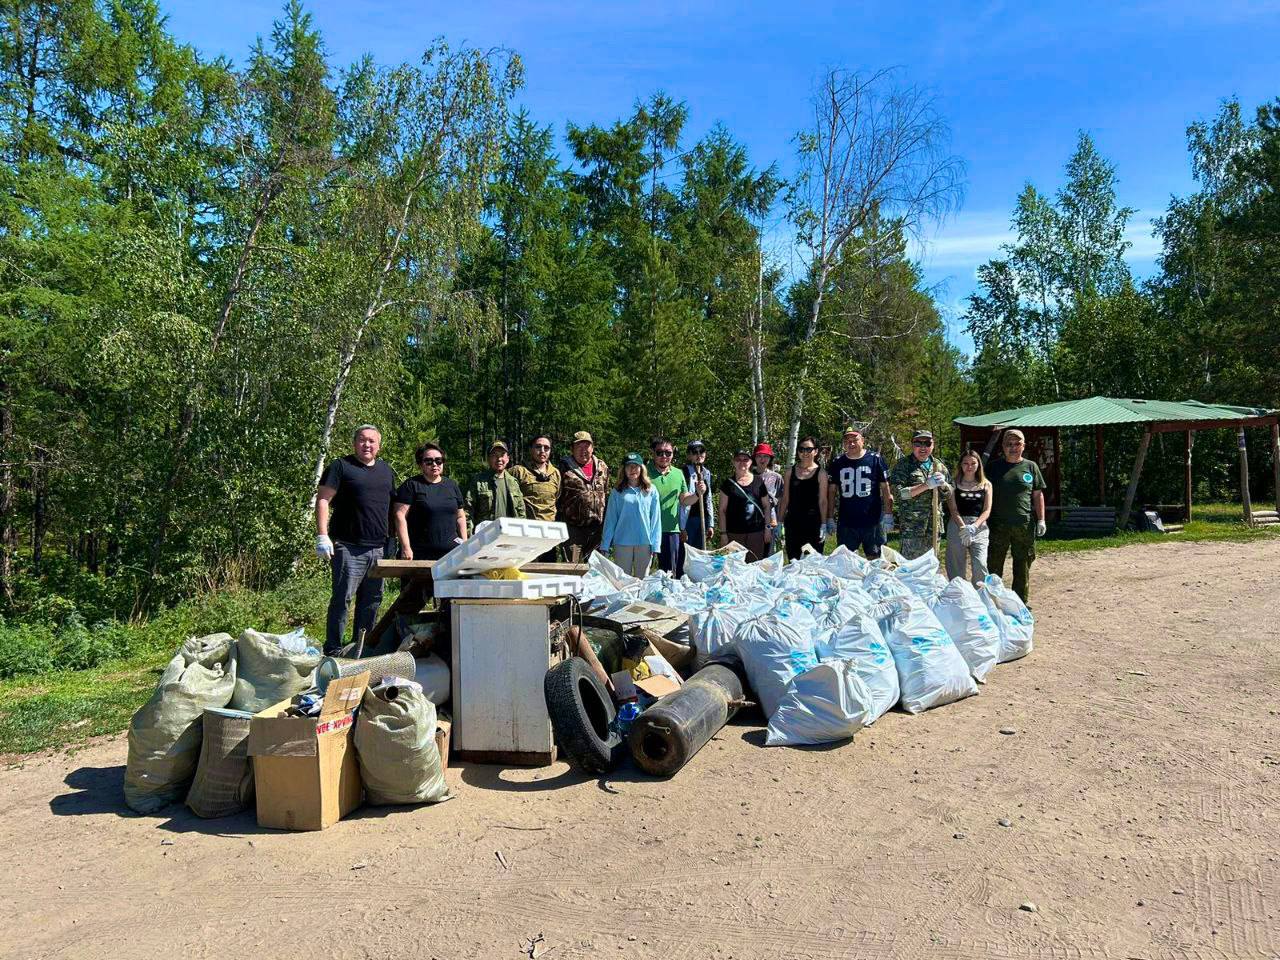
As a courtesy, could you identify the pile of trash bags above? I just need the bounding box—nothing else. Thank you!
[124,627,449,817]
[579,542,1034,748]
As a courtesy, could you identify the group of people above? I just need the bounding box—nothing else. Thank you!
[313,422,1046,653]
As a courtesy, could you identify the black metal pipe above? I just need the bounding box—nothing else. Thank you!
[628,662,745,777]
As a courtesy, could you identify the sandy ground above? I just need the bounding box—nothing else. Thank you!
[3,538,1278,960]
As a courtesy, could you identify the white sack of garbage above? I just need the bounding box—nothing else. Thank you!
[931,578,1002,682]
[765,659,872,746]
[979,574,1035,663]
[817,612,899,724]
[886,598,978,714]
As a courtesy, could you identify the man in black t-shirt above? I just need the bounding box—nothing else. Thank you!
[824,425,894,559]
[316,424,397,653]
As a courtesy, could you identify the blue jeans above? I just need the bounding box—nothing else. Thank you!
[658,531,683,574]
[837,524,882,559]
[326,541,385,654]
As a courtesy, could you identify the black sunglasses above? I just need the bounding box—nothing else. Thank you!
[655,449,674,456]
[420,456,444,465]
[912,440,933,447]
[797,445,816,452]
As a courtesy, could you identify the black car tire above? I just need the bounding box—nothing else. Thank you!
[543,657,623,774]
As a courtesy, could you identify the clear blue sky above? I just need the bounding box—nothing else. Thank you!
[164,0,1279,349]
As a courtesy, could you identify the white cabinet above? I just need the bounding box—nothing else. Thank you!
[449,599,559,765]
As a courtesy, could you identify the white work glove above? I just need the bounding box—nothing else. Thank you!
[821,520,835,539]
[964,523,978,540]
[925,472,947,490]
[315,534,334,559]
[879,514,894,535]
[1035,519,1047,538]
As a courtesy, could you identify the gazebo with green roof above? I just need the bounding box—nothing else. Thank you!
[954,398,1280,531]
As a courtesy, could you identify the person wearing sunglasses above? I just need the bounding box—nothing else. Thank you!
[825,425,893,559]
[316,424,398,654]
[393,443,467,565]
[510,435,562,560]
[888,428,951,560]
[778,436,830,559]
[647,437,702,574]
[679,440,713,572]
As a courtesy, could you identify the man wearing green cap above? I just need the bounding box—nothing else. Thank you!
[888,429,950,560]
[465,440,525,532]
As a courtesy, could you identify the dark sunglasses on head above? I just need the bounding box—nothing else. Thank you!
[420,456,444,465]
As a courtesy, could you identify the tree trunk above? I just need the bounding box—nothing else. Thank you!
[0,388,14,601]
[31,448,47,575]
[784,269,828,464]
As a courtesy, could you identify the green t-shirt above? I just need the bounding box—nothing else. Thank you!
[648,464,686,534]
[987,457,1046,526]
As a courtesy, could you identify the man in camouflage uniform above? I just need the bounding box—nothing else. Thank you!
[888,428,951,560]
[557,430,611,561]
[511,434,562,561]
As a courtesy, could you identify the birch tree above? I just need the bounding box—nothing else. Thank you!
[784,67,963,461]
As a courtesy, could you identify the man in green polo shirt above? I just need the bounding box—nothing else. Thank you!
[983,428,1047,603]
[648,437,699,574]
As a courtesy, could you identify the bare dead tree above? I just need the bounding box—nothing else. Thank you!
[784,67,964,461]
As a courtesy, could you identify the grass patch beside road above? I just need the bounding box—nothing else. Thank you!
[0,575,334,757]
[1036,501,1279,555]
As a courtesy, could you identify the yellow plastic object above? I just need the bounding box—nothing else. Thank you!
[480,567,529,580]
[623,658,652,681]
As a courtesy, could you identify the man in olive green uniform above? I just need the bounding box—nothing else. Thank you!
[511,435,561,560]
[982,428,1046,603]
[888,429,950,560]
[465,440,525,532]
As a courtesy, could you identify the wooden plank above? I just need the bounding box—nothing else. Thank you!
[1119,428,1153,531]
[369,558,587,579]
[1239,427,1252,525]
[1148,415,1279,434]
[1185,430,1194,523]
[1095,424,1106,505]
[1272,423,1279,516]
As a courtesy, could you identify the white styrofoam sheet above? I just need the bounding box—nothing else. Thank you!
[432,573,583,600]
[433,517,568,580]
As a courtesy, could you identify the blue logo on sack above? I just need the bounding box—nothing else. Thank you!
[977,614,995,630]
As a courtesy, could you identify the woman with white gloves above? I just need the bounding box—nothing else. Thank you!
[945,449,992,583]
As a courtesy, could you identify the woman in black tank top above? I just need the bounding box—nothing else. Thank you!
[945,449,993,583]
[778,436,830,560]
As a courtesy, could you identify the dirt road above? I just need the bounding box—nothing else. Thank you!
[4,538,1278,960]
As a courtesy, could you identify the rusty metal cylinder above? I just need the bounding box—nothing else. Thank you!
[627,662,745,777]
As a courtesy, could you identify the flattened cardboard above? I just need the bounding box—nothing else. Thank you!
[634,674,680,699]
[249,672,370,831]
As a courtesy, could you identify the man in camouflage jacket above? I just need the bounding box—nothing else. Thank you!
[557,430,611,560]
[888,428,951,560]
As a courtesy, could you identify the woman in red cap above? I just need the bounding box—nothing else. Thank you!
[751,442,782,555]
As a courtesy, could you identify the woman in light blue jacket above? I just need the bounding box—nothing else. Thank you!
[599,452,662,577]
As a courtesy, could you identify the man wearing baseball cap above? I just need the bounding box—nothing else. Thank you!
[981,426,1047,603]
[825,424,893,559]
[751,442,782,556]
[679,440,714,568]
[557,430,611,560]
[465,440,525,532]
[888,428,951,560]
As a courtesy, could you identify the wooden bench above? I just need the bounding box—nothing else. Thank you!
[1048,505,1117,535]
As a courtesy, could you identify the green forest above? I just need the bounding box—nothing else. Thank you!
[2,0,1278,641]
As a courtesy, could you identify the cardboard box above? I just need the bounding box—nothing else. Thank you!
[248,672,370,831]
[435,718,451,772]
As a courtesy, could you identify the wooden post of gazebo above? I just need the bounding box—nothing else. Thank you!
[1272,422,1280,514]
[1119,427,1152,530]
[1095,424,1106,504]
[1184,430,1193,522]
[1238,427,1252,525]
